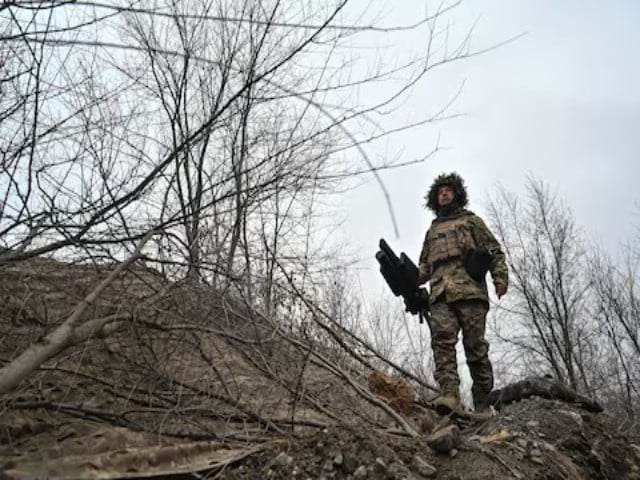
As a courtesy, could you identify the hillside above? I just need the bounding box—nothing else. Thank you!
[0,257,639,479]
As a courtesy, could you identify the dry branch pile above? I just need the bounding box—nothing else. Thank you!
[1,257,639,479]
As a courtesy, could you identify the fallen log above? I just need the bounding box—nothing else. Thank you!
[487,376,603,413]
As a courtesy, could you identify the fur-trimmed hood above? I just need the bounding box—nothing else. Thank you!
[425,172,469,214]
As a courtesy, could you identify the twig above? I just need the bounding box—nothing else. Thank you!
[0,232,154,394]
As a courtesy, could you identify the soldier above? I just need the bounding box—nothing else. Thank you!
[418,172,508,414]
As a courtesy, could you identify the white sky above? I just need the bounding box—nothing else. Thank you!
[337,0,640,294]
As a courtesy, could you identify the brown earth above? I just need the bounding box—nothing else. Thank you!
[0,257,639,479]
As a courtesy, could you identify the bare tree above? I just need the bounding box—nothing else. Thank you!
[589,246,640,431]
[2,0,482,270]
[487,178,596,393]
[1,0,480,404]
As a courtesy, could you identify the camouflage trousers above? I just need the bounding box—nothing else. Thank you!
[427,299,493,403]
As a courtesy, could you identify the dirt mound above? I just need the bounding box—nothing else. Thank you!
[248,397,639,480]
[428,397,640,480]
[1,258,639,479]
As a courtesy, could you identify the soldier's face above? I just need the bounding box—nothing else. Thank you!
[437,185,455,206]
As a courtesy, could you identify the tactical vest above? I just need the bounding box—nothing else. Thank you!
[426,214,477,273]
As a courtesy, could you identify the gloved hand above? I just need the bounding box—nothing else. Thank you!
[494,281,507,299]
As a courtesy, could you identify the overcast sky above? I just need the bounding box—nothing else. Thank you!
[337,1,640,293]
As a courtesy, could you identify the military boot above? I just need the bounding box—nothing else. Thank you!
[433,391,462,416]
[472,393,494,420]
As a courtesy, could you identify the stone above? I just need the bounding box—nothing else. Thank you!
[388,461,411,478]
[416,408,439,433]
[353,465,368,478]
[558,410,584,428]
[322,459,334,472]
[413,455,437,477]
[340,454,358,474]
[375,457,387,470]
[427,424,460,454]
[274,452,293,466]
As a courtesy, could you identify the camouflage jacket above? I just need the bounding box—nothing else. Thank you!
[418,209,508,304]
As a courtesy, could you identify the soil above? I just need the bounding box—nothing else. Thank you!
[212,396,640,480]
[1,258,639,479]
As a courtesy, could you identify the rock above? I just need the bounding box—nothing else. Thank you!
[558,409,584,428]
[375,457,387,470]
[450,448,459,458]
[274,451,293,467]
[528,447,544,465]
[427,424,460,454]
[333,452,343,466]
[416,408,439,433]
[322,459,334,471]
[353,465,368,478]
[340,454,358,474]
[526,420,539,428]
[588,448,603,469]
[388,461,413,479]
[413,455,437,477]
